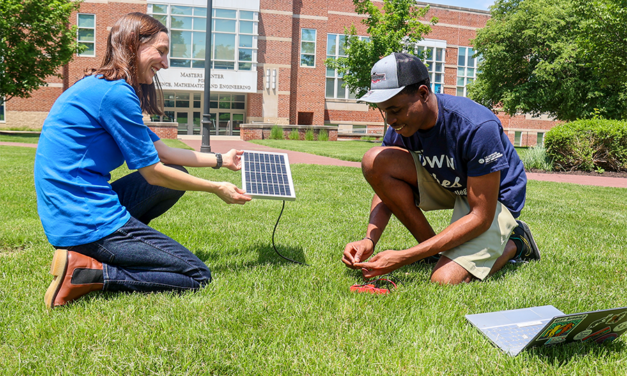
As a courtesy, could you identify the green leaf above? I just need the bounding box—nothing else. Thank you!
[0,0,82,100]
[470,0,627,121]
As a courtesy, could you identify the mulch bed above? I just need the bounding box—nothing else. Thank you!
[527,169,627,179]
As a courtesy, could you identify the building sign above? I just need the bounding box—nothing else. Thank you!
[156,68,257,93]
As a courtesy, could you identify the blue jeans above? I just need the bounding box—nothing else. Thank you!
[67,165,212,292]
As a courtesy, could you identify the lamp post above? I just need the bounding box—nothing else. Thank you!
[200,0,213,153]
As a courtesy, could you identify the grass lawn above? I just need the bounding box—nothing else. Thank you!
[0,133,40,144]
[1,144,627,374]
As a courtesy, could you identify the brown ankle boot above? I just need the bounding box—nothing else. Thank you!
[44,249,104,309]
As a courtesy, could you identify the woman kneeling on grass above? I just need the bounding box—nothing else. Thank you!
[35,13,251,309]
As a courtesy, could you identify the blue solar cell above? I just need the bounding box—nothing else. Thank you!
[241,151,295,200]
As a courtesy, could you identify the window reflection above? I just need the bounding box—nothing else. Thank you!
[300,28,316,67]
[214,33,235,60]
[456,47,481,97]
[77,14,96,57]
[325,33,365,98]
[171,30,191,58]
[149,6,257,70]
[416,44,445,94]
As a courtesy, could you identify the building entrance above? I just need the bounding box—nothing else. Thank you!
[150,92,246,137]
[210,94,246,136]
[214,112,244,136]
[175,111,201,135]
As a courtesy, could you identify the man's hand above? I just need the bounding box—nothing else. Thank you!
[354,249,406,279]
[215,182,252,204]
[223,149,244,171]
[342,239,375,269]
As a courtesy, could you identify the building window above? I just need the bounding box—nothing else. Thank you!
[537,132,544,147]
[0,98,5,122]
[325,34,369,99]
[209,93,246,110]
[237,11,256,71]
[515,131,522,147]
[148,5,257,71]
[415,41,446,94]
[150,4,168,25]
[300,29,316,67]
[457,47,481,97]
[77,14,95,57]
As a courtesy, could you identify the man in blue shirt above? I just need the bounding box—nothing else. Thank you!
[341,53,540,284]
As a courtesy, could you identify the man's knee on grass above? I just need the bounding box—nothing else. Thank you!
[430,256,475,285]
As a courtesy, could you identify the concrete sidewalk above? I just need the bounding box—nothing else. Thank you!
[524,172,627,188]
[0,142,38,148]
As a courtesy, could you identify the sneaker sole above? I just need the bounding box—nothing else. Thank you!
[518,221,541,261]
[44,249,68,309]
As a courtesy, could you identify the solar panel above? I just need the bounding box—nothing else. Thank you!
[241,150,296,201]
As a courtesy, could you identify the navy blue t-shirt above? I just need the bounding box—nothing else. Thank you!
[382,94,526,217]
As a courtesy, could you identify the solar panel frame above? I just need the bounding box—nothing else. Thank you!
[241,150,296,201]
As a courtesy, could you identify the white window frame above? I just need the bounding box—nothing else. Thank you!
[325,34,369,99]
[300,28,317,68]
[537,132,545,147]
[77,14,96,57]
[457,46,481,97]
[236,10,258,71]
[148,4,258,71]
[515,131,523,147]
[415,39,446,94]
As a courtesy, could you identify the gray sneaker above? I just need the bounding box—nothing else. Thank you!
[510,220,541,261]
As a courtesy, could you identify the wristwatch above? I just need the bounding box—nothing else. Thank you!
[212,153,222,169]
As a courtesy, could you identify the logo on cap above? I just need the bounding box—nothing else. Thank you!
[371,73,386,84]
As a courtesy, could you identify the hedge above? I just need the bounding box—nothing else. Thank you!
[544,119,627,172]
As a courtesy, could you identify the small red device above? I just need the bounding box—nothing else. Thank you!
[350,278,397,295]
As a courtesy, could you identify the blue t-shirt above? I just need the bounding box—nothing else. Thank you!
[34,75,161,247]
[382,94,526,217]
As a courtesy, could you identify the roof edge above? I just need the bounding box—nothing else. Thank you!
[413,1,491,15]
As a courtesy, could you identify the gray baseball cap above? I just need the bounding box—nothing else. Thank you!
[358,52,430,104]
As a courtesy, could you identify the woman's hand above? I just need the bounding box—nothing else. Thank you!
[222,149,244,171]
[215,181,252,204]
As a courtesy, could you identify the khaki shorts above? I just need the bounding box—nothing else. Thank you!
[410,151,517,280]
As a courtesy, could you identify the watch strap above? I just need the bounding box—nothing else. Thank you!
[212,153,222,169]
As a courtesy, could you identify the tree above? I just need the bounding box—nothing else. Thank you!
[325,0,437,109]
[0,0,82,101]
[574,0,627,98]
[469,0,627,121]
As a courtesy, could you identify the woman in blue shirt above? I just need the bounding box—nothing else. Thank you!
[35,13,251,309]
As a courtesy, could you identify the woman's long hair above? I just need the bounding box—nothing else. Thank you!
[88,13,168,115]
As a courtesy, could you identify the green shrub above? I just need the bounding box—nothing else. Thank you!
[318,129,329,141]
[519,146,553,171]
[545,119,627,172]
[288,129,300,140]
[305,128,315,141]
[269,125,283,140]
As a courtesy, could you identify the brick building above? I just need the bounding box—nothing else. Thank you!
[1,0,557,146]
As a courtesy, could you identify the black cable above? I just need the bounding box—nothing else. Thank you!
[272,200,309,266]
